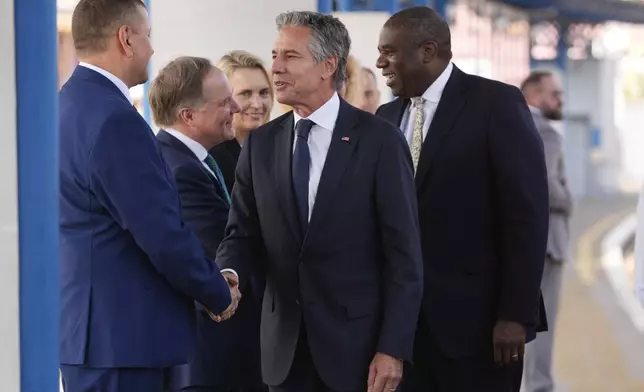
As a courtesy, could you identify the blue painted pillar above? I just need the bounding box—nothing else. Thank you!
[319,0,333,13]
[15,0,60,390]
[142,0,152,124]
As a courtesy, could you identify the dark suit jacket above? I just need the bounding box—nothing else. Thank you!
[216,98,424,391]
[210,138,241,195]
[157,131,263,389]
[58,66,231,368]
[376,66,549,358]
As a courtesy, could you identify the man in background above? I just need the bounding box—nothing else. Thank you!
[59,1,236,391]
[521,70,573,392]
[151,56,264,392]
[357,67,381,114]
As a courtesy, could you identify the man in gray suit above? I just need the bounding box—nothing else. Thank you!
[520,70,573,392]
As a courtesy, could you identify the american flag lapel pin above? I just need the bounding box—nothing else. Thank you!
[341,136,351,143]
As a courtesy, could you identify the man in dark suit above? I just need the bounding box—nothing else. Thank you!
[150,56,266,392]
[374,7,549,392]
[216,11,424,392]
[59,2,238,391]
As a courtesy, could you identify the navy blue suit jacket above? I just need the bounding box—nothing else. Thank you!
[376,66,549,358]
[216,99,424,391]
[59,66,232,368]
[157,130,263,389]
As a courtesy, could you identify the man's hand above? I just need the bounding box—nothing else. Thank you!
[493,320,526,365]
[367,352,402,392]
[208,271,241,322]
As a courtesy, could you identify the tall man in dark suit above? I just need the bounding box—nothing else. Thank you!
[150,56,266,392]
[216,11,424,392]
[59,2,238,391]
[375,7,549,392]
[521,70,572,392]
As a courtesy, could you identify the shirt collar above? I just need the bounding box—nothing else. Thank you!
[79,62,133,105]
[164,129,209,162]
[292,92,340,131]
[528,105,543,116]
[419,61,454,104]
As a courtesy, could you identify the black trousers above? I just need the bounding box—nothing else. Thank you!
[401,321,523,392]
[179,388,267,392]
[268,325,365,392]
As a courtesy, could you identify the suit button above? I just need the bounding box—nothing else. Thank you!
[295,299,300,305]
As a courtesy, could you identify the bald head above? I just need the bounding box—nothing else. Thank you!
[521,70,564,121]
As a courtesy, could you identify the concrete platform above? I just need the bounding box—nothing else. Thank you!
[551,195,644,392]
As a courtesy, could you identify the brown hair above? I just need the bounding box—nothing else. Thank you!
[149,56,214,127]
[72,0,146,56]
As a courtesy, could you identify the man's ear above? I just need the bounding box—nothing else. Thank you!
[322,56,339,81]
[421,41,439,63]
[117,25,134,57]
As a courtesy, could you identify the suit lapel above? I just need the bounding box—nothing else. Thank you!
[273,114,303,244]
[414,67,467,192]
[157,130,227,200]
[306,100,360,242]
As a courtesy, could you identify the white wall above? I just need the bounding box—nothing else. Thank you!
[568,58,622,194]
[333,12,393,105]
[150,0,317,119]
[0,0,21,390]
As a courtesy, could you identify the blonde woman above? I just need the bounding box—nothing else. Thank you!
[210,50,274,193]
[207,50,272,392]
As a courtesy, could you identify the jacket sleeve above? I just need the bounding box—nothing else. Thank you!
[89,110,232,315]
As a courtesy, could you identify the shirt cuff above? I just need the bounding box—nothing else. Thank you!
[220,268,238,279]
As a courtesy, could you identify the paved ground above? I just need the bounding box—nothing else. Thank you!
[550,195,644,392]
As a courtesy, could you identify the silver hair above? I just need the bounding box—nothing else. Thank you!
[275,11,351,91]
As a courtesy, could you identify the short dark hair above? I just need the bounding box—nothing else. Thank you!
[520,70,554,92]
[149,57,215,128]
[72,0,146,56]
[385,6,452,60]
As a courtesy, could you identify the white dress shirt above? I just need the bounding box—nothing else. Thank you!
[164,129,216,178]
[79,62,133,105]
[399,62,453,145]
[292,92,340,221]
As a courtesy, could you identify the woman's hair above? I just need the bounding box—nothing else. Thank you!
[217,50,274,113]
[341,54,362,106]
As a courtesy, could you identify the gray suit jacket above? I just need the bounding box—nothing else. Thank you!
[531,109,573,262]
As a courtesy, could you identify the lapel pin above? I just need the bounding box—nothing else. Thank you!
[341,136,350,143]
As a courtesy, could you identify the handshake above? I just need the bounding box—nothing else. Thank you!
[207,271,242,323]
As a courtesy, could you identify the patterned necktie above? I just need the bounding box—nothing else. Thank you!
[292,119,315,236]
[203,154,231,205]
[410,97,425,173]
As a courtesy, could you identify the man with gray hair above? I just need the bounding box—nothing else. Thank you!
[216,10,423,392]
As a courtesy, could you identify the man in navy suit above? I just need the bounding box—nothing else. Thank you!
[59,2,239,391]
[150,57,266,392]
[216,11,424,392]
[374,7,549,392]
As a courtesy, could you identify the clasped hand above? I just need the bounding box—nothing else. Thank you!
[207,271,241,323]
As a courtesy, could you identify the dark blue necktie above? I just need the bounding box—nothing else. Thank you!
[292,119,314,236]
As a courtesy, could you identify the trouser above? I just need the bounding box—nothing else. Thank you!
[402,319,523,392]
[60,364,170,392]
[522,257,564,392]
